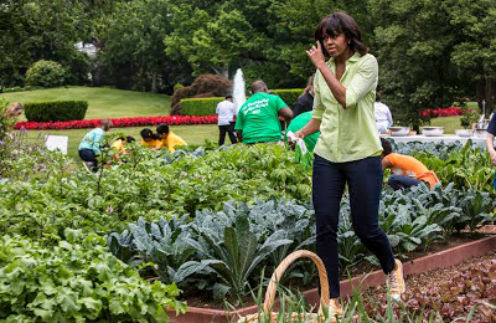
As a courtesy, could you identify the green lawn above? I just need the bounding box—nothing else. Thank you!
[20,125,220,160]
[0,86,170,120]
[4,86,219,160]
[429,116,462,134]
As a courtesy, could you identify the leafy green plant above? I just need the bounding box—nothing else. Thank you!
[0,230,185,323]
[460,106,479,129]
[457,188,496,231]
[108,199,316,302]
[415,143,494,192]
[400,259,496,322]
[1,144,313,244]
[107,215,196,284]
[184,214,292,303]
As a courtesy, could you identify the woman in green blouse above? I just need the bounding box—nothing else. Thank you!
[293,12,405,315]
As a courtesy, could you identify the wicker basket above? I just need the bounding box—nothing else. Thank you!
[237,250,334,323]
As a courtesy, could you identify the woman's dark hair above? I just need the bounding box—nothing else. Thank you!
[126,136,136,143]
[380,138,393,156]
[376,91,381,102]
[156,123,170,135]
[314,12,368,56]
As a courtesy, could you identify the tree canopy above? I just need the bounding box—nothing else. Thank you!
[2,0,496,123]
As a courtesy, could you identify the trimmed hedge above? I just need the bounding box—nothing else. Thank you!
[180,88,304,116]
[24,100,88,122]
[272,88,304,108]
[181,97,224,116]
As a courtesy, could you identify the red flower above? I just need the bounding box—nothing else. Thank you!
[418,107,464,118]
[15,115,219,130]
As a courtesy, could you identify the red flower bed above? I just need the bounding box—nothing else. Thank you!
[15,115,218,130]
[419,106,466,118]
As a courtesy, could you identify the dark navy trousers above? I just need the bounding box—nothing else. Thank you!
[313,154,395,298]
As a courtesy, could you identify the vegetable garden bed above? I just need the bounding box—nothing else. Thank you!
[362,250,496,322]
[166,235,496,323]
[1,138,495,323]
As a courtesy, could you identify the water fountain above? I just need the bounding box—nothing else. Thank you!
[232,68,246,114]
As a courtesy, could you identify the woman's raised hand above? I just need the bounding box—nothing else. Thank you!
[306,41,326,68]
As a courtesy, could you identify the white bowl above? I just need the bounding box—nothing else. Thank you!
[389,126,410,137]
[474,128,487,138]
[455,129,474,138]
[421,126,444,137]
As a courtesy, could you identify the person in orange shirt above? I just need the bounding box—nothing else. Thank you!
[156,123,187,153]
[381,138,440,190]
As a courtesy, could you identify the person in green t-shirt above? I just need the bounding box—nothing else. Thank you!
[286,111,319,152]
[234,80,293,144]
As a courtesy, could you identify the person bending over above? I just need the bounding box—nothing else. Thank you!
[111,135,135,161]
[381,138,439,190]
[156,123,187,153]
[140,128,162,149]
[78,119,113,171]
[235,80,293,144]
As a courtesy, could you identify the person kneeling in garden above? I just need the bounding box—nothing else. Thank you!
[381,138,440,190]
[111,135,135,161]
[78,119,112,172]
[235,80,293,144]
[156,123,187,153]
[140,128,162,149]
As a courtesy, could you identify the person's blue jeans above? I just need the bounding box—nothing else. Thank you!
[313,154,395,298]
[79,148,98,171]
[388,174,422,190]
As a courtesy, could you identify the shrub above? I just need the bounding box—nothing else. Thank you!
[180,97,224,116]
[173,82,184,92]
[24,101,88,122]
[272,88,304,108]
[25,60,67,88]
[180,89,304,116]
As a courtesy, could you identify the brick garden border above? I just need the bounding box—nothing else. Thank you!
[167,235,496,323]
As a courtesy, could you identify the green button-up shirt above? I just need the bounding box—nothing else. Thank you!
[312,52,382,163]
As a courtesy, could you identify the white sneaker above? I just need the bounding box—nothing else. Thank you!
[328,298,342,316]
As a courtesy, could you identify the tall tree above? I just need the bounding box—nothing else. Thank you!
[446,0,496,114]
[0,0,95,87]
[98,0,188,92]
[268,0,375,80]
[368,0,467,129]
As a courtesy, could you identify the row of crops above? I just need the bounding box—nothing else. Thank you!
[0,139,495,322]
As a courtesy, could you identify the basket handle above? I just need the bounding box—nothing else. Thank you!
[263,250,330,315]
